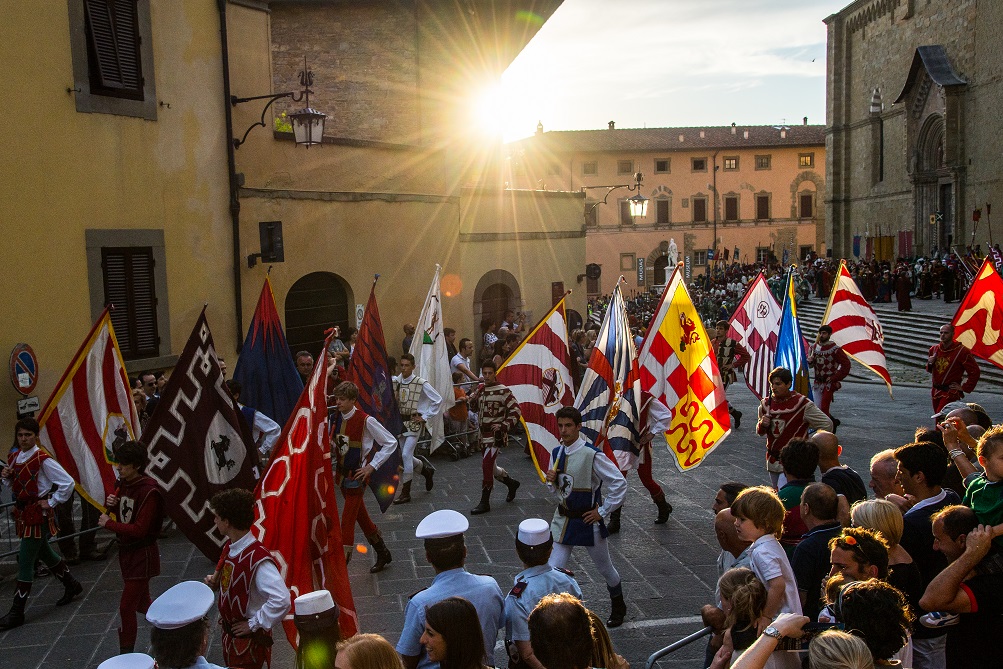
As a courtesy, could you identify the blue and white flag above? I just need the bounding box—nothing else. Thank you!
[775,268,813,399]
[574,281,642,471]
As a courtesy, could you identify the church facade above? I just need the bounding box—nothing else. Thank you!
[825,0,1003,261]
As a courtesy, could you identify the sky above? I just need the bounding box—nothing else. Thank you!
[477,0,851,142]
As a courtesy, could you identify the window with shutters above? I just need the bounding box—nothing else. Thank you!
[619,200,633,225]
[102,247,160,359]
[84,0,144,100]
[655,199,670,226]
[724,195,739,221]
[67,0,157,119]
[756,194,771,220]
[800,192,814,218]
[692,197,707,223]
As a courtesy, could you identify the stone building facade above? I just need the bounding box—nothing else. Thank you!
[507,124,826,296]
[825,0,1003,261]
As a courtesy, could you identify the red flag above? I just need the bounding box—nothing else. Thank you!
[253,332,358,644]
[952,258,1003,370]
[38,308,141,510]
[822,261,893,394]
[727,273,782,400]
[496,297,574,479]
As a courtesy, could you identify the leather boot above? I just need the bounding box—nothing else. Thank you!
[654,493,673,524]
[0,582,30,630]
[416,455,436,491]
[501,475,520,502]
[470,487,491,515]
[367,533,392,574]
[607,583,627,628]
[393,480,412,505]
[52,561,83,606]
[731,408,742,429]
[607,507,622,534]
[344,545,353,565]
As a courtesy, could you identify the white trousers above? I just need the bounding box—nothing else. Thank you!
[548,525,621,588]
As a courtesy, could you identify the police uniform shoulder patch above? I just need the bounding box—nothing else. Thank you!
[554,567,575,577]
[509,582,527,598]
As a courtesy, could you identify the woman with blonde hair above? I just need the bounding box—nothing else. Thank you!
[586,609,628,669]
[850,499,923,613]
[335,633,404,669]
[808,630,875,669]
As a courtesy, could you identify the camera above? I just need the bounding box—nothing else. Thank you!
[780,622,843,652]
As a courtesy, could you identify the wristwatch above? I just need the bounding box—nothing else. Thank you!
[763,625,783,640]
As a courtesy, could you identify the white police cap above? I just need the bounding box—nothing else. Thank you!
[295,590,337,616]
[517,518,552,546]
[416,509,469,539]
[97,654,155,669]
[146,581,215,629]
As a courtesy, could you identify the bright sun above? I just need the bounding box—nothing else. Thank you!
[469,65,555,143]
[470,83,510,140]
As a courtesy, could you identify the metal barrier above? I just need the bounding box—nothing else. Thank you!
[645,626,713,669]
[0,498,105,560]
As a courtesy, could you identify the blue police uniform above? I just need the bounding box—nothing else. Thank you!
[504,564,582,666]
[396,567,505,669]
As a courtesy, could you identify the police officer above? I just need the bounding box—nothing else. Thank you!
[505,518,582,669]
[396,510,505,669]
[146,581,227,669]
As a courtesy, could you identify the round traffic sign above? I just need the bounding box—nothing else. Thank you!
[9,343,39,396]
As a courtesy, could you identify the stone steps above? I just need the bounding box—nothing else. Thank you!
[797,299,1003,388]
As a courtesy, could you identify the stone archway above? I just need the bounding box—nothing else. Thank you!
[284,271,354,360]
[473,269,522,354]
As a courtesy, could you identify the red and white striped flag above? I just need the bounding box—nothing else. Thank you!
[37,308,141,511]
[497,297,575,479]
[822,261,893,394]
[728,273,782,400]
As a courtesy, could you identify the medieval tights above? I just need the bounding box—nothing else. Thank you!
[341,488,378,546]
[16,532,63,583]
[399,434,425,483]
[634,450,664,499]
[119,579,152,649]
[548,531,621,588]
[481,447,499,488]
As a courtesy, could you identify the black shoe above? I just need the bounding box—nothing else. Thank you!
[0,584,29,631]
[607,594,627,628]
[56,578,83,606]
[654,495,672,524]
[733,409,742,429]
[832,417,841,432]
[471,488,491,515]
[417,455,436,492]
[393,481,412,504]
[607,508,621,535]
[503,476,520,502]
[34,564,50,578]
[80,550,106,562]
[369,537,392,574]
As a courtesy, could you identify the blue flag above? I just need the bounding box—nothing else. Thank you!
[344,279,403,513]
[233,277,304,426]
[775,268,813,399]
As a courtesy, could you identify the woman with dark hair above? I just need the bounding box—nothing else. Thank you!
[420,597,488,669]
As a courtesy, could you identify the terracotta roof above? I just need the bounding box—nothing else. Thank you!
[509,125,826,153]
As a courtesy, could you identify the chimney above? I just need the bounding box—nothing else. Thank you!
[731,122,737,135]
[803,116,808,125]
[699,130,705,139]
[780,129,787,139]
[608,120,615,130]
[536,120,544,135]
[743,130,749,139]
[678,134,684,142]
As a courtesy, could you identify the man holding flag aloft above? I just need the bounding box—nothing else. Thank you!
[331,380,398,573]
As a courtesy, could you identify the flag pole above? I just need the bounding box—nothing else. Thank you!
[497,291,572,373]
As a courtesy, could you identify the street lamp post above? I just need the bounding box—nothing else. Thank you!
[582,171,649,225]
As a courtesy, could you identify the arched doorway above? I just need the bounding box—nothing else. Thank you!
[481,283,513,328]
[284,272,352,359]
[473,269,522,364]
[653,256,669,286]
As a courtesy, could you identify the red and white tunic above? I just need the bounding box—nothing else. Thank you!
[809,342,850,391]
[756,393,831,472]
[217,533,290,639]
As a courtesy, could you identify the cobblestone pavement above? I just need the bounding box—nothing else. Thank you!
[1,380,1000,669]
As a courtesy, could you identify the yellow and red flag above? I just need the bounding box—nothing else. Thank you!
[952,258,1003,370]
[638,266,730,471]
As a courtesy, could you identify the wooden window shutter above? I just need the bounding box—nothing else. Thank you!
[83,0,144,99]
[102,247,160,359]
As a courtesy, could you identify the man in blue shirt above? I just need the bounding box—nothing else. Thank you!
[397,509,505,669]
[505,518,582,669]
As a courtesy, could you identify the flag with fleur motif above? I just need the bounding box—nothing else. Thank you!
[728,273,782,400]
[638,266,730,471]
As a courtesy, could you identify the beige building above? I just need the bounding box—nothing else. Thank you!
[825,0,1003,260]
[508,124,826,295]
[0,0,581,439]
